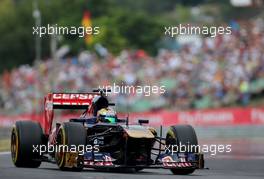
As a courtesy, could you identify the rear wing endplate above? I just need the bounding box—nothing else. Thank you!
[43,93,99,134]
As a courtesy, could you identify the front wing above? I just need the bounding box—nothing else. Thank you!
[78,152,204,170]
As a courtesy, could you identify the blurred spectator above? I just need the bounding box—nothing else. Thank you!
[0,19,264,114]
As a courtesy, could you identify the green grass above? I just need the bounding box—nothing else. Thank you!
[0,139,10,152]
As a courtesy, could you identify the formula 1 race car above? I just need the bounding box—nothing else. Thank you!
[11,89,204,175]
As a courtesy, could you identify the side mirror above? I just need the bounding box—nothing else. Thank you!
[93,88,111,95]
[138,119,149,125]
[117,118,127,123]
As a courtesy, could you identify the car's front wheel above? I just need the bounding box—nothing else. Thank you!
[166,125,198,175]
[55,122,86,171]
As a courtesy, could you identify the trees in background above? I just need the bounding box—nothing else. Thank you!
[0,0,259,72]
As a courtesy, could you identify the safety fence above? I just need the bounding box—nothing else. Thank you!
[0,107,264,128]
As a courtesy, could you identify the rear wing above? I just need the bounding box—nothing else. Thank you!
[51,93,97,109]
[43,93,99,134]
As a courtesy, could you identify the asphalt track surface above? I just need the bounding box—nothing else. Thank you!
[0,126,263,179]
[0,152,263,179]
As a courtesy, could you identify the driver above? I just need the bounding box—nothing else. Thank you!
[97,107,117,123]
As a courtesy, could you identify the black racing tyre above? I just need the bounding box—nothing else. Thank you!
[135,167,144,172]
[11,121,43,168]
[55,122,86,171]
[165,125,198,175]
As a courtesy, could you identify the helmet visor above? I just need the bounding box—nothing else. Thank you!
[104,116,116,123]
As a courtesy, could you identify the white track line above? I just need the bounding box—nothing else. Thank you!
[205,154,264,160]
[0,151,10,155]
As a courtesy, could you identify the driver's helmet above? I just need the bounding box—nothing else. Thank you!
[97,107,117,123]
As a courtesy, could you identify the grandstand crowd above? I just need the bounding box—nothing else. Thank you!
[1,19,264,114]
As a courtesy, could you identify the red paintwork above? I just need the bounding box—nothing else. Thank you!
[43,93,98,135]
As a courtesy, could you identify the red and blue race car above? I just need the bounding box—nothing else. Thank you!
[11,89,204,175]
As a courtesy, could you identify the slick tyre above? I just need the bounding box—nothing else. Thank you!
[11,121,43,168]
[55,122,86,171]
[166,125,198,175]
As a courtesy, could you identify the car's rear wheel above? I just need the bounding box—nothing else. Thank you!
[55,122,86,171]
[166,125,198,175]
[135,167,144,172]
[11,121,43,168]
